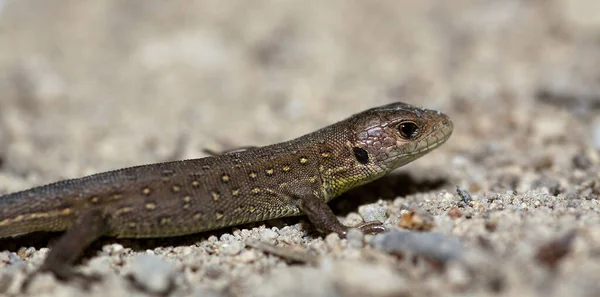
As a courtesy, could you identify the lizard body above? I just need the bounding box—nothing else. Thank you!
[0,102,453,280]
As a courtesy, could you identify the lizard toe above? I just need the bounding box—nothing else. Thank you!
[356,221,386,234]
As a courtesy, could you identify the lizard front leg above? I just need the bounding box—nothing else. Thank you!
[291,186,386,236]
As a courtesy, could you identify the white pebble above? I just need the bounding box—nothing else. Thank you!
[222,241,244,256]
[260,228,278,244]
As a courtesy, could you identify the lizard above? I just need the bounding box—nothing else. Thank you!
[0,101,453,282]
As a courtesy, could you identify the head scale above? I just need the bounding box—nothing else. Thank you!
[322,102,453,198]
[350,102,452,173]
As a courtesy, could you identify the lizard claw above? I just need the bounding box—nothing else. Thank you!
[355,221,386,234]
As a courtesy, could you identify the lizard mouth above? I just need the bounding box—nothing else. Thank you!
[411,119,453,155]
[389,118,453,167]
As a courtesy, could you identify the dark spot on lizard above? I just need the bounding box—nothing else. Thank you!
[353,147,369,164]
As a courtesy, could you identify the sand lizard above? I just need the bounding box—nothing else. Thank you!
[0,102,453,282]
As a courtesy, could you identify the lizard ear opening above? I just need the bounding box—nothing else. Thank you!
[353,147,369,164]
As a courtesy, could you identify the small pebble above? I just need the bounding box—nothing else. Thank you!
[130,253,177,294]
[448,207,463,219]
[222,241,244,256]
[0,252,9,263]
[220,233,235,242]
[358,203,387,223]
[261,228,278,244]
[325,233,341,251]
[8,253,23,266]
[0,253,24,273]
[85,255,112,276]
[240,229,251,237]
[346,228,364,249]
[343,212,364,226]
[17,247,36,259]
[238,250,257,263]
[102,243,124,256]
[179,246,193,256]
[398,210,435,231]
[372,230,463,262]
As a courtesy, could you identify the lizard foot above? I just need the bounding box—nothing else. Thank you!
[355,221,386,234]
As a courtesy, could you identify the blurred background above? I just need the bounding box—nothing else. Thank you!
[0,0,598,190]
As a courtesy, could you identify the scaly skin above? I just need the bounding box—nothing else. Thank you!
[0,102,453,282]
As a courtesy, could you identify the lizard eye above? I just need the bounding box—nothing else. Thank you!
[397,122,419,139]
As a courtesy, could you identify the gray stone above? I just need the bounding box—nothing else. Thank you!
[372,230,463,262]
[130,253,177,294]
[358,203,387,223]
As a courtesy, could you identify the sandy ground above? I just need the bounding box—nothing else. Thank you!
[0,1,599,296]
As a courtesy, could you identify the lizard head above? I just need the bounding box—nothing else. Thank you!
[317,102,453,199]
[348,102,453,175]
